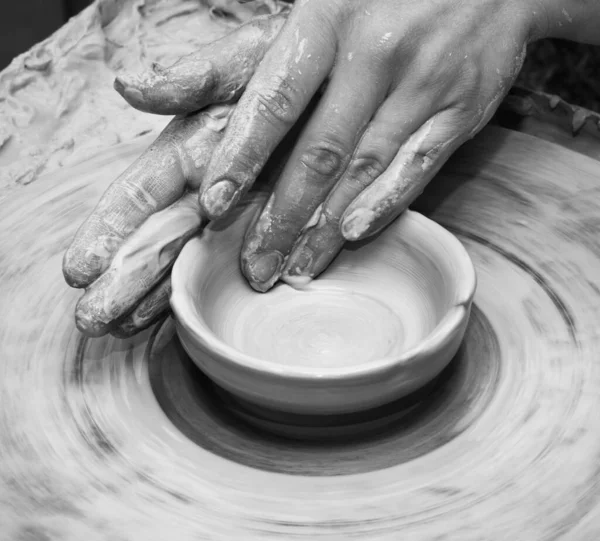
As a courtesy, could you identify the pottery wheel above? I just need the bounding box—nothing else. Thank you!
[3,0,600,537]
[2,115,600,538]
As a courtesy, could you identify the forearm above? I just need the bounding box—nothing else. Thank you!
[535,0,600,44]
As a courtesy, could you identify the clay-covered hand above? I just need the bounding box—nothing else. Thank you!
[62,106,230,338]
[62,11,290,338]
[113,9,288,115]
[197,0,546,292]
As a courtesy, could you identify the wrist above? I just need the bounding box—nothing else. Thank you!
[530,0,600,44]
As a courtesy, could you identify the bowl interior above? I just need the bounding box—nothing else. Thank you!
[173,196,474,374]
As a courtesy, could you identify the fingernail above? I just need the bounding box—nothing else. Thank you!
[341,208,376,241]
[113,77,126,96]
[201,180,239,218]
[244,251,283,291]
[110,323,135,339]
[124,87,144,104]
[285,244,314,277]
[75,299,111,338]
[114,76,145,103]
[112,312,149,339]
[114,74,137,90]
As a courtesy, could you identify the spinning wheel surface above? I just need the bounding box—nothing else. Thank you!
[2,125,600,540]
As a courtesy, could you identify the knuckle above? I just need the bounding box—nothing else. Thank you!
[252,78,298,127]
[362,18,401,59]
[299,141,348,180]
[458,59,483,90]
[345,155,387,188]
[113,180,157,215]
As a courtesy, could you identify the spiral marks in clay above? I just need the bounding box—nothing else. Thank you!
[446,227,578,343]
[149,312,499,474]
[211,286,428,369]
[4,127,600,537]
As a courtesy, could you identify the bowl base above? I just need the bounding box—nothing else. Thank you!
[211,377,440,442]
[150,307,499,456]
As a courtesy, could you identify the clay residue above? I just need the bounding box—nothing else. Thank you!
[75,192,204,336]
[341,117,436,240]
[113,11,288,115]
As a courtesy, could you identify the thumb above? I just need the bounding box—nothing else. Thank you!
[114,13,286,115]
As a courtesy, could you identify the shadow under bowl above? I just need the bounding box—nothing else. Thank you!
[171,194,476,417]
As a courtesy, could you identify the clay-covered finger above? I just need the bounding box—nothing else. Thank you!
[74,193,205,337]
[63,104,233,289]
[198,5,337,220]
[281,96,432,284]
[111,277,172,338]
[240,58,389,292]
[341,110,473,242]
[114,13,287,115]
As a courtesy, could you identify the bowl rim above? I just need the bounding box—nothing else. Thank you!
[171,209,477,381]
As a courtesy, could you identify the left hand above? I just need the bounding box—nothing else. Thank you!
[63,8,290,338]
[198,0,544,291]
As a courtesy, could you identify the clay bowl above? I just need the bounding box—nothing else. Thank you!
[171,193,476,418]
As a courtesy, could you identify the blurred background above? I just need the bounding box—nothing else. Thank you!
[0,0,598,112]
[0,0,91,69]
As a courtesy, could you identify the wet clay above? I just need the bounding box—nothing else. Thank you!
[170,193,475,415]
[3,0,600,538]
[75,192,205,337]
[0,0,285,199]
[3,125,600,538]
[173,195,474,371]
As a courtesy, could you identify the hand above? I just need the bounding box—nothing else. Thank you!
[63,10,289,338]
[62,106,230,337]
[198,0,545,292]
[114,9,288,115]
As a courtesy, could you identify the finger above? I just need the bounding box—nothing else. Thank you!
[209,0,285,21]
[341,109,474,242]
[114,13,287,115]
[281,94,433,284]
[75,193,204,338]
[111,277,172,339]
[63,104,233,289]
[240,59,391,292]
[198,4,338,220]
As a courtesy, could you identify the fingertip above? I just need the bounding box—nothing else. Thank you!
[280,244,316,288]
[113,74,153,113]
[240,250,283,292]
[114,74,143,102]
[340,207,376,241]
[282,244,315,281]
[282,219,346,283]
[74,297,112,338]
[63,270,88,290]
[113,76,125,97]
[199,180,240,219]
[124,87,145,108]
[116,56,222,115]
[62,248,93,289]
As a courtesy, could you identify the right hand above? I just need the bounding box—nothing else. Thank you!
[63,9,289,338]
